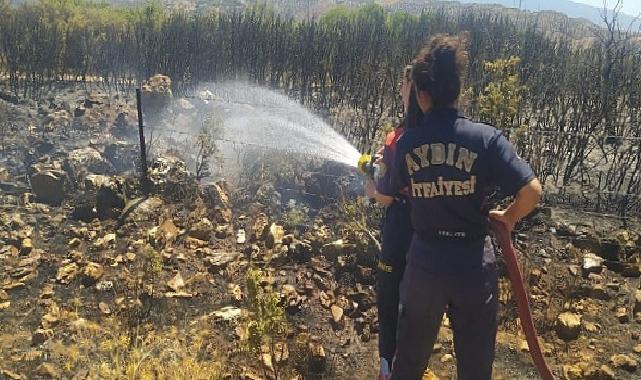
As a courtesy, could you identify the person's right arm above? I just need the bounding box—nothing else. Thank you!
[487,131,542,232]
[489,178,542,232]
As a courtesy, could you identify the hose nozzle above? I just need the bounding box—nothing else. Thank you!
[357,153,376,179]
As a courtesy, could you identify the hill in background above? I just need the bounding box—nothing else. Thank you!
[457,0,640,29]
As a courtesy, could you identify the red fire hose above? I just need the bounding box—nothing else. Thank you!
[490,219,556,380]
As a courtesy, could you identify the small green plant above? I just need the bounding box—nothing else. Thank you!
[478,56,525,136]
[338,197,382,253]
[284,205,307,229]
[244,268,288,379]
[140,245,163,279]
[195,113,223,180]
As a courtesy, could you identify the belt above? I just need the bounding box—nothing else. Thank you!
[417,229,488,242]
[392,195,409,205]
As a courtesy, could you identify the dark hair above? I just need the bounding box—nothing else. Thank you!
[405,85,423,129]
[401,64,423,129]
[412,34,469,108]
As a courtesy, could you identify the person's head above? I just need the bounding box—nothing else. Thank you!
[411,34,469,113]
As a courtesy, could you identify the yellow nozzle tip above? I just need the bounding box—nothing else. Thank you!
[357,154,371,172]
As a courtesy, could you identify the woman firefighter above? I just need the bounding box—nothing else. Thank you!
[364,65,418,380]
[380,34,543,380]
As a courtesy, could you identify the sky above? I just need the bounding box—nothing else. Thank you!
[571,0,640,16]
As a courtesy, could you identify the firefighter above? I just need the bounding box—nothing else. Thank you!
[381,34,542,380]
[364,65,418,380]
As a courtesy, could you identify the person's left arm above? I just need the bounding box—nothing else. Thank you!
[365,137,396,205]
[365,179,394,205]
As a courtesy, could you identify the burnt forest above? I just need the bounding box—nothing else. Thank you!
[0,0,641,379]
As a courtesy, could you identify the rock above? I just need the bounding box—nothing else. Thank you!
[563,363,586,380]
[30,170,66,205]
[96,177,125,220]
[582,253,603,276]
[82,262,104,286]
[157,218,179,246]
[262,341,289,371]
[67,147,114,175]
[96,280,113,291]
[98,302,111,315]
[189,218,214,241]
[120,197,164,224]
[41,311,60,329]
[556,312,582,340]
[589,284,609,300]
[518,339,529,352]
[84,174,111,192]
[165,291,193,298]
[330,305,344,324]
[239,373,263,380]
[440,353,453,363]
[141,74,173,122]
[74,106,86,117]
[584,365,616,380]
[236,229,246,244]
[266,223,284,249]
[104,142,138,171]
[252,213,269,241]
[605,261,641,277]
[0,369,25,380]
[584,321,600,333]
[185,237,208,249]
[319,291,332,309]
[20,238,33,255]
[610,354,638,372]
[32,328,54,346]
[206,182,232,224]
[56,262,79,284]
[148,157,198,202]
[633,343,641,354]
[213,306,242,322]
[0,301,10,310]
[0,289,8,300]
[529,269,542,285]
[205,251,241,272]
[308,341,326,373]
[215,225,229,239]
[167,272,185,292]
[228,283,243,302]
[36,363,59,379]
[634,289,641,314]
[322,239,349,261]
[568,265,580,276]
[615,307,629,323]
[289,239,313,263]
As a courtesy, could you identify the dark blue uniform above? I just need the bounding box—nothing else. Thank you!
[375,127,413,372]
[383,108,534,380]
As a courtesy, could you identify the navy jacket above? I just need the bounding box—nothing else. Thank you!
[384,108,535,242]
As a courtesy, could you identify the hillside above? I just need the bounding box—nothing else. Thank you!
[458,0,640,29]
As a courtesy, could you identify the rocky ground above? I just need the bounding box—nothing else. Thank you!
[0,82,640,380]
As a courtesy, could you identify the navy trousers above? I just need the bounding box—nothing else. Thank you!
[390,235,498,380]
[377,198,412,364]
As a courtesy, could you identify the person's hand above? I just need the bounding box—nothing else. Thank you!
[489,209,516,232]
[364,179,377,199]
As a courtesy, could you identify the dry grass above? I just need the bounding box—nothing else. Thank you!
[50,312,223,380]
